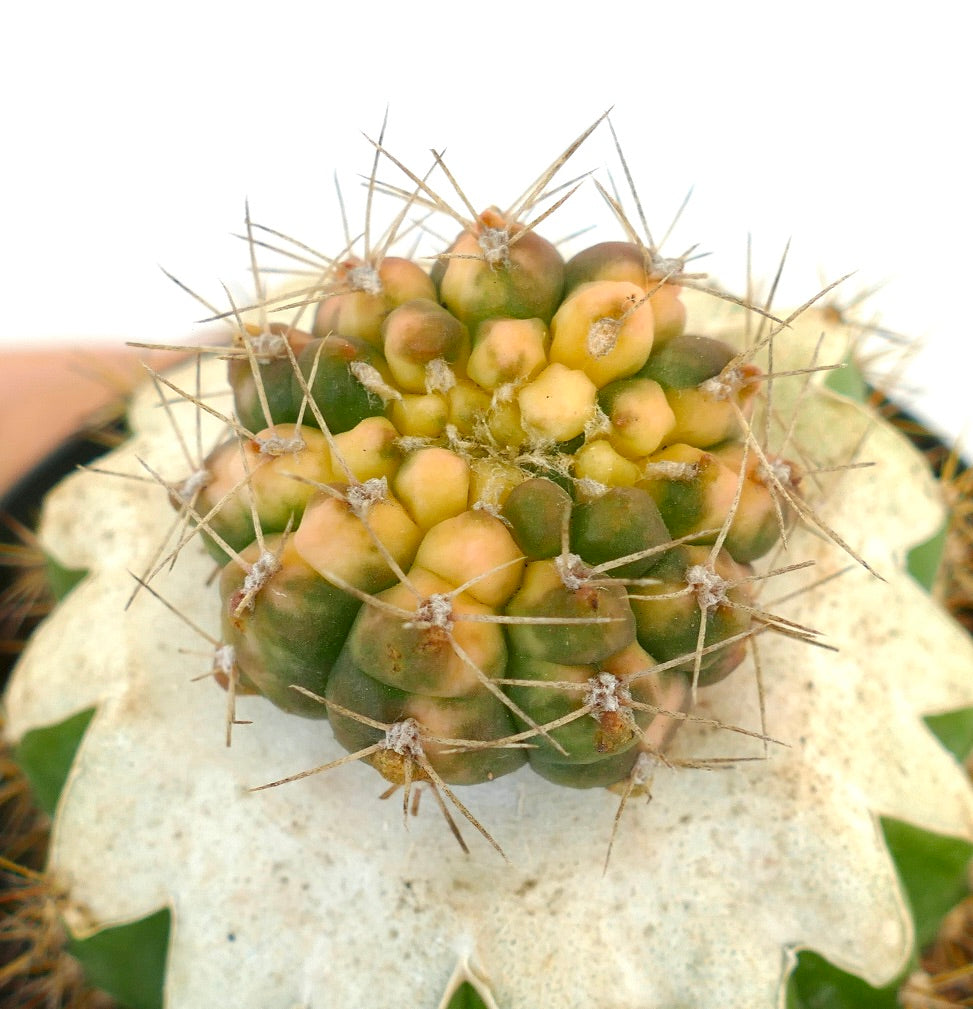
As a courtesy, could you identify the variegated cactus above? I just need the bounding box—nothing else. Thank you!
[4,117,973,1009]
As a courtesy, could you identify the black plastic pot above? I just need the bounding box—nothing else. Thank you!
[0,425,122,687]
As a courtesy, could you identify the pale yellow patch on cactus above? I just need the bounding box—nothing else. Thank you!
[467,317,548,391]
[414,510,525,607]
[646,282,687,346]
[447,381,492,437]
[485,397,526,449]
[549,280,655,387]
[604,378,676,458]
[388,391,449,438]
[293,492,421,591]
[600,640,658,678]
[393,447,471,530]
[247,424,335,496]
[331,416,401,482]
[315,256,437,347]
[382,298,470,393]
[468,458,525,512]
[665,368,759,447]
[573,439,641,486]
[517,363,597,442]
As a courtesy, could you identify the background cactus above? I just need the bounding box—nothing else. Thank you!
[3,117,973,1009]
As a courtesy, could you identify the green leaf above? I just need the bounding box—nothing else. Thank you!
[67,908,171,1009]
[444,982,490,1009]
[882,816,973,951]
[14,707,95,816]
[14,708,170,1009]
[786,950,900,1009]
[824,353,868,403]
[906,520,948,592]
[788,818,973,1007]
[925,707,973,762]
[43,554,88,601]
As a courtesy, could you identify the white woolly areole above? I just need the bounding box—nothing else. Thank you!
[345,476,388,518]
[349,361,402,404]
[574,477,609,499]
[247,329,288,363]
[212,644,236,676]
[6,296,973,1009]
[699,365,748,401]
[257,432,304,456]
[472,498,501,517]
[555,552,591,591]
[586,317,621,358]
[648,251,687,277]
[643,459,699,481]
[685,563,729,609]
[239,550,280,605]
[347,262,383,296]
[444,423,474,454]
[583,406,612,440]
[492,382,518,405]
[382,718,424,757]
[405,594,454,631]
[394,435,433,453]
[174,468,212,502]
[758,456,796,489]
[583,672,632,714]
[478,226,511,266]
[425,357,457,394]
[630,750,659,786]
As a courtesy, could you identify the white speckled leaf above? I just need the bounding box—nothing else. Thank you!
[5,294,973,1009]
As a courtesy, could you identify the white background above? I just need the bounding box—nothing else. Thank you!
[2,1,970,451]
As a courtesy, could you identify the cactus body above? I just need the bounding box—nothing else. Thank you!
[203,215,791,792]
